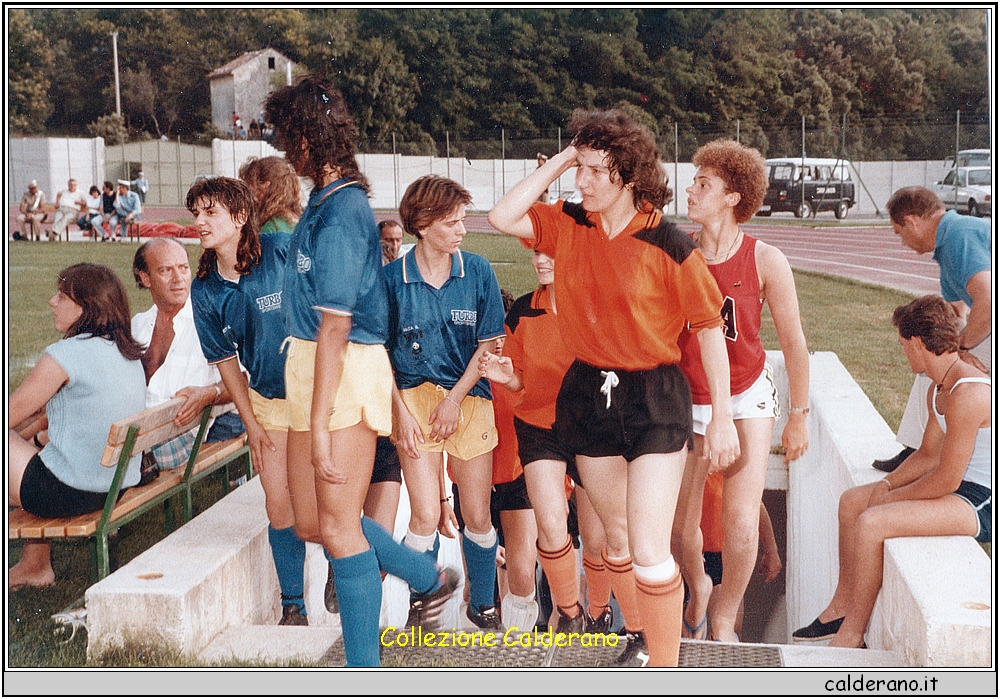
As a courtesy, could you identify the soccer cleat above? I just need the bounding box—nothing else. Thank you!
[609,631,649,667]
[405,567,460,630]
[466,603,504,631]
[555,604,585,634]
[584,605,614,634]
[324,561,339,614]
[278,604,308,626]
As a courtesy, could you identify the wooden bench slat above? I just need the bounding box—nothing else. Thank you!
[105,397,191,446]
[101,402,240,466]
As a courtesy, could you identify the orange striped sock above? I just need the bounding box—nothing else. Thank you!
[582,551,612,618]
[602,549,642,633]
[634,569,684,667]
[537,536,581,618]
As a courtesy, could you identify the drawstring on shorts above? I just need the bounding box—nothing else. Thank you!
[599,371,619,410]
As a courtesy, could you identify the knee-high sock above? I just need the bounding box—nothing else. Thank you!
[582,551,612,618]
[361,517,438,594]
[462,527,498,612]
[634,568,684,667]
[268,525,306,614]
[602,549,642,633]
[537,536,581,617]
[327,548,382,667]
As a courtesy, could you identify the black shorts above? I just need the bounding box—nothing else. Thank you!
[371,436,402,484]
[514,417,573,466]
[492,473,533,514]
[19,453,120,518]
[554,360,693,462]
[954,480,992,543]
[703,551,723,587]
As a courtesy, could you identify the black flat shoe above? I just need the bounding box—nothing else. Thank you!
[872,446,915,473]
[792,616,844,641]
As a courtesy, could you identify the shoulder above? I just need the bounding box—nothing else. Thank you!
[462,250,494,273]
[506,290,543,334]
[633,220,699,264]
[753,239,791,274]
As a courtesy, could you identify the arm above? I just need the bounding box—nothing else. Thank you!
[311,312,352,483]
[488,145,579,238]
[391,379,424,460]
[216,357,275,473]
[478,351,523,392]
[757,243,810,463]
[173,378,231,427]
[428,340,496,442]
[9,355,68,428]
[696,325,740,472]
[959,270,991,358]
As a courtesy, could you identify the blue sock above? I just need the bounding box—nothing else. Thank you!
[462,533,498,612]
[361,517,439,594]
[327,547,382,667]
[268,525,306,615]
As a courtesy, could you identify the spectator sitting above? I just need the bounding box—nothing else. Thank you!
[77,185,104,237]
[52,179,88,241]
[131,238,244,477]
[100,181,116,241]
[248,118,262,140]
[8,263,147,588]
[109,180,142,241]
[131,170,150,205]
[793,295,991,648]
[15,180,47,241]
[238,156,302,234]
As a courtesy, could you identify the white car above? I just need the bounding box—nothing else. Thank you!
[931,167,991,217]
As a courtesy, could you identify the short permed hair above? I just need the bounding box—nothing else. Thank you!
[885,186,945,226]
[264,76,370,192]
[892,295,961,356]
[398,176,472,239]
[239,156,303,229]
[185,177,261,280]
[568,108,671,211]
[692,139,768,223]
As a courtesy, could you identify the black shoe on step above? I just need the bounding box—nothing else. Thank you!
[872,446,915,473]
[324,562,339,613]
[466,603,503,631]
[405,567,460,630]
[278,603,308,626]
[555,604,585,633]
[609,631,649,667]
[584,605,614,633]
[792,615,844,641]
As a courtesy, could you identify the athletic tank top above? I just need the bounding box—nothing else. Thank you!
[933,377,991,489]
[678,233,766,404]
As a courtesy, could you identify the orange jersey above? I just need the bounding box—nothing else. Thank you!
[701,471,724,553]
[503,285,575,429]
[526,202,723,370]
[491,379,524,485]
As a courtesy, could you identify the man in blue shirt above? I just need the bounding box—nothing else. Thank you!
[875,186,991,472]
[110,180,142,240]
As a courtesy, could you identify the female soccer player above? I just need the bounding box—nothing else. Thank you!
[672,139,810,643]
[238,156,302,234]
[386,175,506,631]
[488,109,739,667]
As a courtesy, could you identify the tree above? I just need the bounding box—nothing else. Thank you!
[8,9,54,134]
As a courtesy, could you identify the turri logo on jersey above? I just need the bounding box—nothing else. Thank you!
[451,309,477,326]
[296,252,312,273]
[256,291,282,313]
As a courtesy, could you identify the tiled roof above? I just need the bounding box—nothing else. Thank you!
[208,49,278,79]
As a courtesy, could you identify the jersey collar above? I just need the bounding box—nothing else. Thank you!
[401,249,465,284]
[310,177,359,208]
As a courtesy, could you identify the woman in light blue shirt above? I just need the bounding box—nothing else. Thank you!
[9,263,146,589]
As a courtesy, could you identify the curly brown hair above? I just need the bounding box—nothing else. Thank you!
[264,76,370,193]
[58,263,144,361]
[886,187,945,226]
[568,108,671,211]
[399,176,472,239]
[892,295,961,356]
[692,139,768,223]
[239,156,303,229]
[185,177,261,280]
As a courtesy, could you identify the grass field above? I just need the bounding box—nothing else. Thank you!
[6,233,916,667]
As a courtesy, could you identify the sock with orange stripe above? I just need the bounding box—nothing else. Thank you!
[537,536,581,619]
[602,549,642,633]
[634,557,684,667]
[582,551,612,618]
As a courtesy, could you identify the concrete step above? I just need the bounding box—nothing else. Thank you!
[199,624,342,666]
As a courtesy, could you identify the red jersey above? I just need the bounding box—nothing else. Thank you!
[503,285,574,429]
[678,234,766,404]
[491,379,524,485]
[526,202,723,370]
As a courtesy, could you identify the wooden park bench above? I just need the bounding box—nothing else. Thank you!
[9,397,252,582]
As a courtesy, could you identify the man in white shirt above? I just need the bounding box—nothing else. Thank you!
[52,179,88,240]
[131,238,243,472]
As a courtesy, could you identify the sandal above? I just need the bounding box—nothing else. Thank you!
[683,613,708,641]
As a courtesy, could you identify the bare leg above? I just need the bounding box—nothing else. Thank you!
[523,459,570,551]
[671,435,713,638]
[258,429,294,529]
[314,422,376,557]
[710,417,773,641]
[450,452,494,536]
[363,481,402,533]
[499,508,538,597]
[398,449,445,538]
[576,485,607,562]
[9,541,55,589]
[575,455,629,557]
[286,429,321,543]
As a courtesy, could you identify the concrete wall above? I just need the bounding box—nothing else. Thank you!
[210,75,236,135]
[8,137,105,205]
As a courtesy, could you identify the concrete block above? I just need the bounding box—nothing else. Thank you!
[780,644,902,667]
[869,537,992,667]
[198,625,341,666]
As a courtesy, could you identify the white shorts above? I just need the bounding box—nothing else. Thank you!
[691,364,779,436]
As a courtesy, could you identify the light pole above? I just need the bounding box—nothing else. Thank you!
[112,31,121,117]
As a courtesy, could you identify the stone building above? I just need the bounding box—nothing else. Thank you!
[208,49,296,135]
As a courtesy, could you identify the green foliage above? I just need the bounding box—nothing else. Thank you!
[85,113,127,145]
[8,9,55,134]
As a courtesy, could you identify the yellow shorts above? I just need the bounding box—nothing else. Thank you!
[284,337,393,436]
[249,388,289,432]
[399,382,497,461]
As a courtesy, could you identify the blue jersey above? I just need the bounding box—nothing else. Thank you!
[283,179,389,345]
[385,249,505,399]
[191,232,291,399]
[933,210,991,306]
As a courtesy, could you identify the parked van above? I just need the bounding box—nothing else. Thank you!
[758,157,856,219]
[945,149,991,169]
